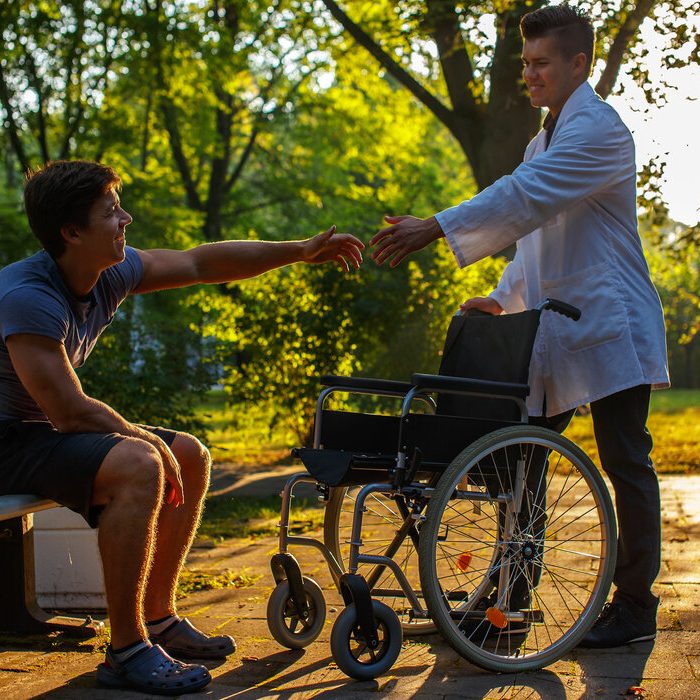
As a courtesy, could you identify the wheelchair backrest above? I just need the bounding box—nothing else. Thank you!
[437,309,541,421]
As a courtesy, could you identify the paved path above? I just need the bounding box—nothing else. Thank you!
[1,473,699,699]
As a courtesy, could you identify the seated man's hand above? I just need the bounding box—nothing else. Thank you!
[302,226,364,271]
[158,442,185,507]
[460,296,503,315]
[370,215,444,267]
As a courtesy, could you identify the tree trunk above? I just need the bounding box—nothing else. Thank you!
[474,1,543,189]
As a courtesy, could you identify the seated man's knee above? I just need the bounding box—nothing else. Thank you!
[171,433,211,482]
[94,438,164,505]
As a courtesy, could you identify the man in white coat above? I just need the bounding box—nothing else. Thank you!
[370,4,669,648]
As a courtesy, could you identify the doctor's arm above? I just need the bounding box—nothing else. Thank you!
[435,110,634,267]
[373,108,633,268]
[134,226,364,294]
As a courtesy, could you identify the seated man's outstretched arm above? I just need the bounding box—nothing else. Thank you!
[134,226,364,294]
[5,334,185,505]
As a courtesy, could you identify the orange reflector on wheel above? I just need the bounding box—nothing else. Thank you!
[486,607,508,629]
[455,552,472,572]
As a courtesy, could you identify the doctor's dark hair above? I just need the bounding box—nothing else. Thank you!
[521,4,595,74]
[23,160,122,259]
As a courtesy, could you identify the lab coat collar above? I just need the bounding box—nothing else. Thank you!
[548,81,597,142]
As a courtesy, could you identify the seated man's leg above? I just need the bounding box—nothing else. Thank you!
[91,438,166,649]
[137,430,235,659]
[141,432,210,623]
[0,421,212,692]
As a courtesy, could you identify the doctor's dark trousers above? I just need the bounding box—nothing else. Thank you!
[488,384,659,610]
[589,384,660,609]
[538,384,660,610]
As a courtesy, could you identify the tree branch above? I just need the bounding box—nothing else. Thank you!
[320,0,455,129]
[21,47,50,162]
[225,125,258,192]
[596,0,657,99]
[149,0,201,210]
[424,0,481,120]
[0,65,31,173]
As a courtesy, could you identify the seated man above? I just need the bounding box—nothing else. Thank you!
[0,160,364,694]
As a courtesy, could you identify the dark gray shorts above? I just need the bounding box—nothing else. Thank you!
[0,420,177,527]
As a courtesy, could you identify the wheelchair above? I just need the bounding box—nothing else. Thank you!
[265,299,617,680]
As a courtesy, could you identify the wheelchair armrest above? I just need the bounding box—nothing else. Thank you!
[320,374,413,394]
[411,373,530,399]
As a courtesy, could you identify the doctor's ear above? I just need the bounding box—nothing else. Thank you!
[572,52,588,77]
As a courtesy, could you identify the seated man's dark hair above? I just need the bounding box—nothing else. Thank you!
[23,160,122,259]
[520,4,595,74]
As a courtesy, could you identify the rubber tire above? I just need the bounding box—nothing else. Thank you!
[419,425,617,673]
[324,486,436,635]
[330,600,403,681]
[267,576,326,649]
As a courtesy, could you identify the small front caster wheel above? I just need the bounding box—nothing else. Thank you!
[266,576,326,649]
[330,600,403,680]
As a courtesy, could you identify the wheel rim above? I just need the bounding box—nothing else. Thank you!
[325,486,434,632]
[282,590,318,635]
[421,427,615,668]
[346,615,391,666]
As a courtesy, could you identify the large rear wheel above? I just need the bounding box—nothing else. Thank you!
[419,426,616,672]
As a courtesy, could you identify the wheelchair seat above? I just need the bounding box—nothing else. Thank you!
[296,307,543,487]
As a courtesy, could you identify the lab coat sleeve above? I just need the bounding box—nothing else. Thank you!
[435,105,635,268]
[489,250,526,313]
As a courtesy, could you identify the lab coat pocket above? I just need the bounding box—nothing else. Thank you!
[542,263,626,353]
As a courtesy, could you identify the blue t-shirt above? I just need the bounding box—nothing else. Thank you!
[0,247,143,420]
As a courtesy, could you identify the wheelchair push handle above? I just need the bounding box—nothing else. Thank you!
[538,298,581,321]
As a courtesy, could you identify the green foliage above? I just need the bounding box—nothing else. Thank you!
[645,238,700,387]
[77,292,215,438]
[0,186,36,266]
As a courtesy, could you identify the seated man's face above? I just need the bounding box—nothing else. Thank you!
[74,188,132,267]
[522,35,586,117]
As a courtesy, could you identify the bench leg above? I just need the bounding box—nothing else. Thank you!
[0,514,104,638]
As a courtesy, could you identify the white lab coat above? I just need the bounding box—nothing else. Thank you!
[435,81,669,417]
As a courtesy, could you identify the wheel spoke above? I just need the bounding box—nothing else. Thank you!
[419,427,615,670]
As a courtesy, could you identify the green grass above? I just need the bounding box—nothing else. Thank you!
[198,494,325,542]
[198,390,296,466]
[649,388,699,412]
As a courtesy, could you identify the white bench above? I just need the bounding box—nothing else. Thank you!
[0,495,104,637]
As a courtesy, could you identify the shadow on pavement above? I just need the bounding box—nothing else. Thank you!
[573,640,655,697]
[214,649,432,697]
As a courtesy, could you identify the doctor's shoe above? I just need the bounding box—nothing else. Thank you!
[578,599,657,648]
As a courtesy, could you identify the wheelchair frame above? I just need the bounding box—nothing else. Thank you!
[266,299,616,679]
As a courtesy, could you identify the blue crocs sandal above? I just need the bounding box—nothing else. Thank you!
[96,644,211,695]
[151,617,236,659]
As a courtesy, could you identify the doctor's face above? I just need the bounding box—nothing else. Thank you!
[522,36,586,118]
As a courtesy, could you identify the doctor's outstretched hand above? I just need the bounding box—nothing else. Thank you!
[370,215,444,267]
